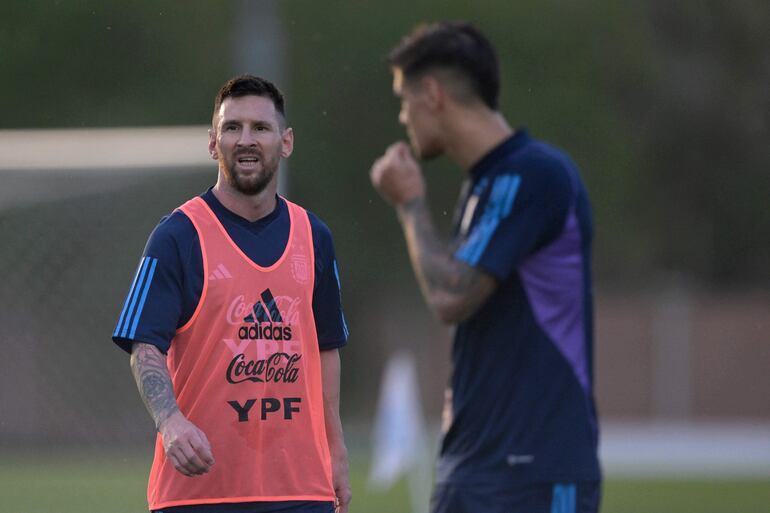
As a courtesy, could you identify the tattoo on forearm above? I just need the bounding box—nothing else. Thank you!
[399,199,482,297]
[130,344,179,430]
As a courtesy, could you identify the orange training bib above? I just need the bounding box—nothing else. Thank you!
[146,197,334,510]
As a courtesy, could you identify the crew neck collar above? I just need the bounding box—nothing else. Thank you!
[202,188,285,226]
[469,128,530,178]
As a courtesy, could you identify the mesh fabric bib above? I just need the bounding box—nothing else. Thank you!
[147,197,334,510]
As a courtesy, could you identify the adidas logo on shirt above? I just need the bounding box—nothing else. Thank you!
[238,288,293,341]
[209,263,232,280]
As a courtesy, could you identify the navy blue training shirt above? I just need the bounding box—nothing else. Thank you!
[438,129,600,486]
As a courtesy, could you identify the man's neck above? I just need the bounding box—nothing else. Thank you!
[444,109,513,172]
[211,180,278,222]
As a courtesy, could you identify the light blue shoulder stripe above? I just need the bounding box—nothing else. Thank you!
[128,258,158,339]
[333,259,342,289]
[551,483,577,513]
[113,257,149,338]
[333,259,350,339]
[119,257,153,338]
[502,174,521,217]
[455,174,521,266]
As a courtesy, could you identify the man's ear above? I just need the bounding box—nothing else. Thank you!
[208,128,218,160]
[280,127,294,158]
[420,75,445,111]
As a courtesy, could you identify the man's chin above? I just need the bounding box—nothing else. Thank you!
[233,179,269,196]
[416,146,442,161]
[231,170,276,196]
[410,139,441,161]
[222,160,278,196]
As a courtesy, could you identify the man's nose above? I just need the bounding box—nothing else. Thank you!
[237,128,258,146]
[398,109,408,125]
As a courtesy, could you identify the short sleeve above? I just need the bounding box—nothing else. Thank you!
[309,212,349,350]
[455,161,573,280]
[112,212,195,354]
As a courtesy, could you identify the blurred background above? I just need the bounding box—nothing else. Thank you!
[0,1,768,512]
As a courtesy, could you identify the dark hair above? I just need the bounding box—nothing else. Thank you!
[213,74,286,122]
[388,22,500,110]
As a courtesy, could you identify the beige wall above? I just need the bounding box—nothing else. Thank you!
[595,290,770,419]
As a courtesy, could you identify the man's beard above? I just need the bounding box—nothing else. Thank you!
[409,132,442,161]
[223,152,280,196]
[416,144,442,161]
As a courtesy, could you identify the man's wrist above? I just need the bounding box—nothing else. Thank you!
[396,195,427,220]
[156,406,182,432]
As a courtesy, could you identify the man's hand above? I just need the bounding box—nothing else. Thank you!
[331,450,352,513]
[130,342,215,477]
[370,141,425,207]
[158,410,215,477]
[320,349,352,513]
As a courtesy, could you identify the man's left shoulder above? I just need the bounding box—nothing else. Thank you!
[283,199,334,241]
[303,209,334,246]
[288,204,335,263]
[503,141,576,198]
[515,138,577,174]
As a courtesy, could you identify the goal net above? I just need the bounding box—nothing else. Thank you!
[0,126,219,449]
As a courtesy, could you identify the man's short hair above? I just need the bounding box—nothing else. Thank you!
[388,21,500,110]
[213,74,286,124]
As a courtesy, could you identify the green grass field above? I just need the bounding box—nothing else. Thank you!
[1,452,768,513]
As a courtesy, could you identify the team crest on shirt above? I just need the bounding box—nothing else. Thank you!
[290,253,309,284]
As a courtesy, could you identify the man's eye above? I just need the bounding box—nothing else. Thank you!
[224,125,238,131]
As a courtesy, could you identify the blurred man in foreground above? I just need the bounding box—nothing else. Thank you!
[370,22,601,513]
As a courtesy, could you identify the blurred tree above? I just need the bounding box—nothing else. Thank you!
[622,0,770,285]
[2,0,768,436]
[0,1,232,127]
[0,0,766,290]
[282,0,653,291]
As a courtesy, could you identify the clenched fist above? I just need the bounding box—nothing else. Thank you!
[370,142,425,207]
[159,410,215,477]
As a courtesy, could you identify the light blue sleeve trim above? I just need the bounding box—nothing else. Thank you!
[455,174,521,266]
[128,258,158,339]
[114,257,149,337]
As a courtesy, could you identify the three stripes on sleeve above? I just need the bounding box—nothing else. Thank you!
[114,256,158,339]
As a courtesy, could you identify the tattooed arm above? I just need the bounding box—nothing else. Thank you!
[396,198,497,323]
[371,142,497,324]
[130,342,215,476]
[130,341,178,427]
